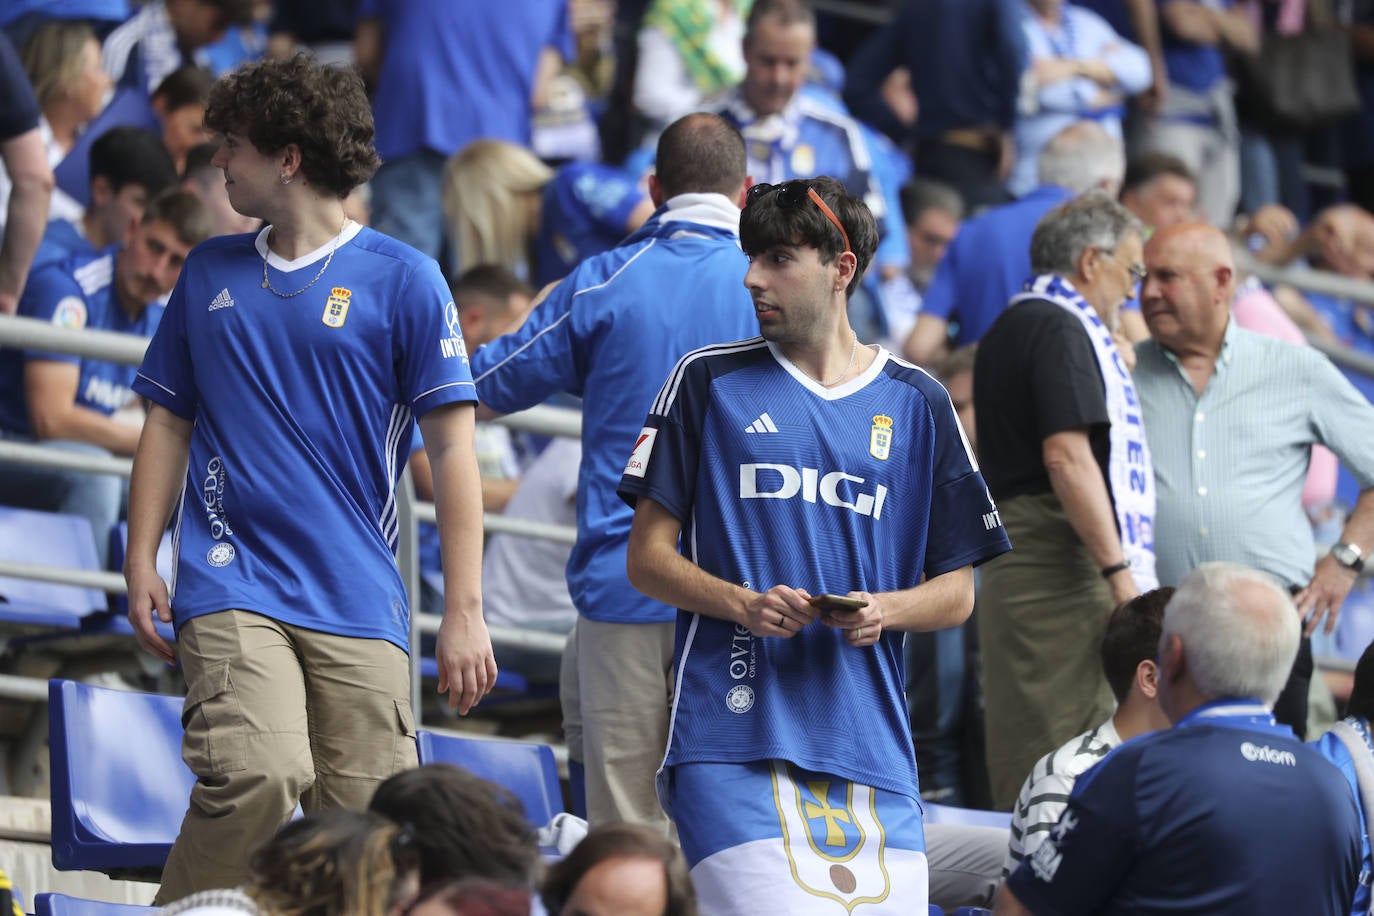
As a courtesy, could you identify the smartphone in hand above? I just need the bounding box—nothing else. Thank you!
[807,593,868,612]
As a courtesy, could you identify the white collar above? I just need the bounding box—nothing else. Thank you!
[658,193,741,234]
[255,220,362,272]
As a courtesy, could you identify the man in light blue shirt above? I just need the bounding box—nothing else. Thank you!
[1133,222,1374,738]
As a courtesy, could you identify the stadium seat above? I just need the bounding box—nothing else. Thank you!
[418,655,529,693]
[415,729,562,827]
[929,906,945,915]
[48,679,192,876]
[0,507,105,628]
[923,801,1012,831]
[952,909,993,916]
[34,894,153,916]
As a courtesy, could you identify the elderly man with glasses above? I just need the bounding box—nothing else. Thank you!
[973,190,1157,810]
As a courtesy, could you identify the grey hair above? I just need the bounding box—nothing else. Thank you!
[1037,121,1126,195]
[1029,191,1144,276]
[1161,562,1300,706]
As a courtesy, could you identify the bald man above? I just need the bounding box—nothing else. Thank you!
[1133,223,1374,738]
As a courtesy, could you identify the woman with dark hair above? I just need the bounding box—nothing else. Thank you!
[125,53,495,904]
[149,65,215,174]
[540,823,697,916]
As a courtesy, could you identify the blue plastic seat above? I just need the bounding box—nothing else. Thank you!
[415,729,562,827]
[952,909,993,916]
[48,679,192,875]
[417,655,528,693]
[923,801,1012,831]
[0,507,105,628]
[34,894,153,916]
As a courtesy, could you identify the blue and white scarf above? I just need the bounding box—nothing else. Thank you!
[1012,274,1158,591]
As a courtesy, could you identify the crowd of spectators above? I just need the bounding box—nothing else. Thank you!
[6,0,1374,913]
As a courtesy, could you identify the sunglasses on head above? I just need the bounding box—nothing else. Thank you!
[746,180,852,255]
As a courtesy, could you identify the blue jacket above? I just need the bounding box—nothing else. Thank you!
[470,194,758,624]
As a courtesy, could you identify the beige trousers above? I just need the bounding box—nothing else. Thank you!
[562,617,676,834]
[154,610,416,904]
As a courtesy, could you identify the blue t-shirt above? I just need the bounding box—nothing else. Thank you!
[132,225,477,649]
[1313,720,1374,916]
[360,0,573,159]
[922,185,1074,346]
[532,162,646,287]
[1007,700,1362,915]
[32,220,98,273]
[1159,0,1232,93]
[617,341,1010,798]
[471,197,758,625]
[0,247,163,435]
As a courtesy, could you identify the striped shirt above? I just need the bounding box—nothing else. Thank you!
[1003,718,1120,878]
[1134,321,1374,589]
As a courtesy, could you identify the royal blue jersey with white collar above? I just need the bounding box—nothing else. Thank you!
[0,247,162,435]
[619,340,1009,798]
[133,225,476,649]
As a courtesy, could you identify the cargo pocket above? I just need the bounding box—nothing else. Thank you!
[391,698,418,772]
[181,660,248,775]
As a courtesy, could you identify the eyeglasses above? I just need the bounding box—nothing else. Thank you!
[1101,248,1147,284]
[746,180,852,255]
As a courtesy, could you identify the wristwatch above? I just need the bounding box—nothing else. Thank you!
[1331,542,1365,574]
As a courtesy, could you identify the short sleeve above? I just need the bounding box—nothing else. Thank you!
[18,267,87,367]
[1029,310,1109,440]
[1005,748,1142,915]
[920,243,958,320]
[0,32,39,141]
[393,258,478,417]
[617,353,710,522]
[133,269,197,419]
[922,380,1012,576]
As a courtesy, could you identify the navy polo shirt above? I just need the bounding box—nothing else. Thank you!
[1007,700,1361,915]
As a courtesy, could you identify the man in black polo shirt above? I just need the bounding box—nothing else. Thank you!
[974,191,1156,808]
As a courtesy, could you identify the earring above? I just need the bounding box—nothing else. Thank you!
[279,174,293,185]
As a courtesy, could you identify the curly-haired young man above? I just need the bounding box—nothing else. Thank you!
[123,55,495,903]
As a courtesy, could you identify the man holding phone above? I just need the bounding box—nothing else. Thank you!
[620,176,1011,913]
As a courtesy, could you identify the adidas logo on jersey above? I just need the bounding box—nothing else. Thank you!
[209,288,235,311]
[745,412,778,434]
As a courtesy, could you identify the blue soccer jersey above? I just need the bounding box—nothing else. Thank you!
[618,339,1010,799]
[1007,701,1362,915]
[532,162,646,287]
[0,247,163,435]
[132,224,477,649]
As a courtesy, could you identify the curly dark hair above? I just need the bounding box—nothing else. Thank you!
[740,175,879,297]
[204,54,380,198]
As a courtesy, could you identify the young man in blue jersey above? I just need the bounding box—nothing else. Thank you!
[1312,640,1374,916]
[620,175,1011,913]
[999,563,1362,915]
[0,190,209,566]
[123,56,495,904]
[33,126,178,271]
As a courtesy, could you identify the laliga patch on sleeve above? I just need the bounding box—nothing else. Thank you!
[623,427,657,478]
[51,296,87,330]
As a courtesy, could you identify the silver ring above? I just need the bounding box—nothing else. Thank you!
[856,626,864,640]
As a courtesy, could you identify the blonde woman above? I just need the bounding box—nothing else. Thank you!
[443,139,652,285]
[2,20,111,228]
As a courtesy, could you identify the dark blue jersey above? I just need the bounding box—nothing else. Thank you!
[619,340,1009,797]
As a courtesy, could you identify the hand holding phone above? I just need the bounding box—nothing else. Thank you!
[807,593,868,612]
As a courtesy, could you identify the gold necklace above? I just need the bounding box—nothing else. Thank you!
[816,332,859,386]
[260,219,351,298]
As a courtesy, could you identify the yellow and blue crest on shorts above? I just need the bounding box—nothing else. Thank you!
[773,762,892,911]
[322,287,351,328]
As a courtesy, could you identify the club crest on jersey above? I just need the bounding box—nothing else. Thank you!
[322,287,351,328]
[774,764,892,910]
[869,415,893,460]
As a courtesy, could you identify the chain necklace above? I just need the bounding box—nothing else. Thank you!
[260,218,351,298]
[813,331,858,386]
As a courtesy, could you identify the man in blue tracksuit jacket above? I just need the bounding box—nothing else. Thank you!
[470,113,758,833]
